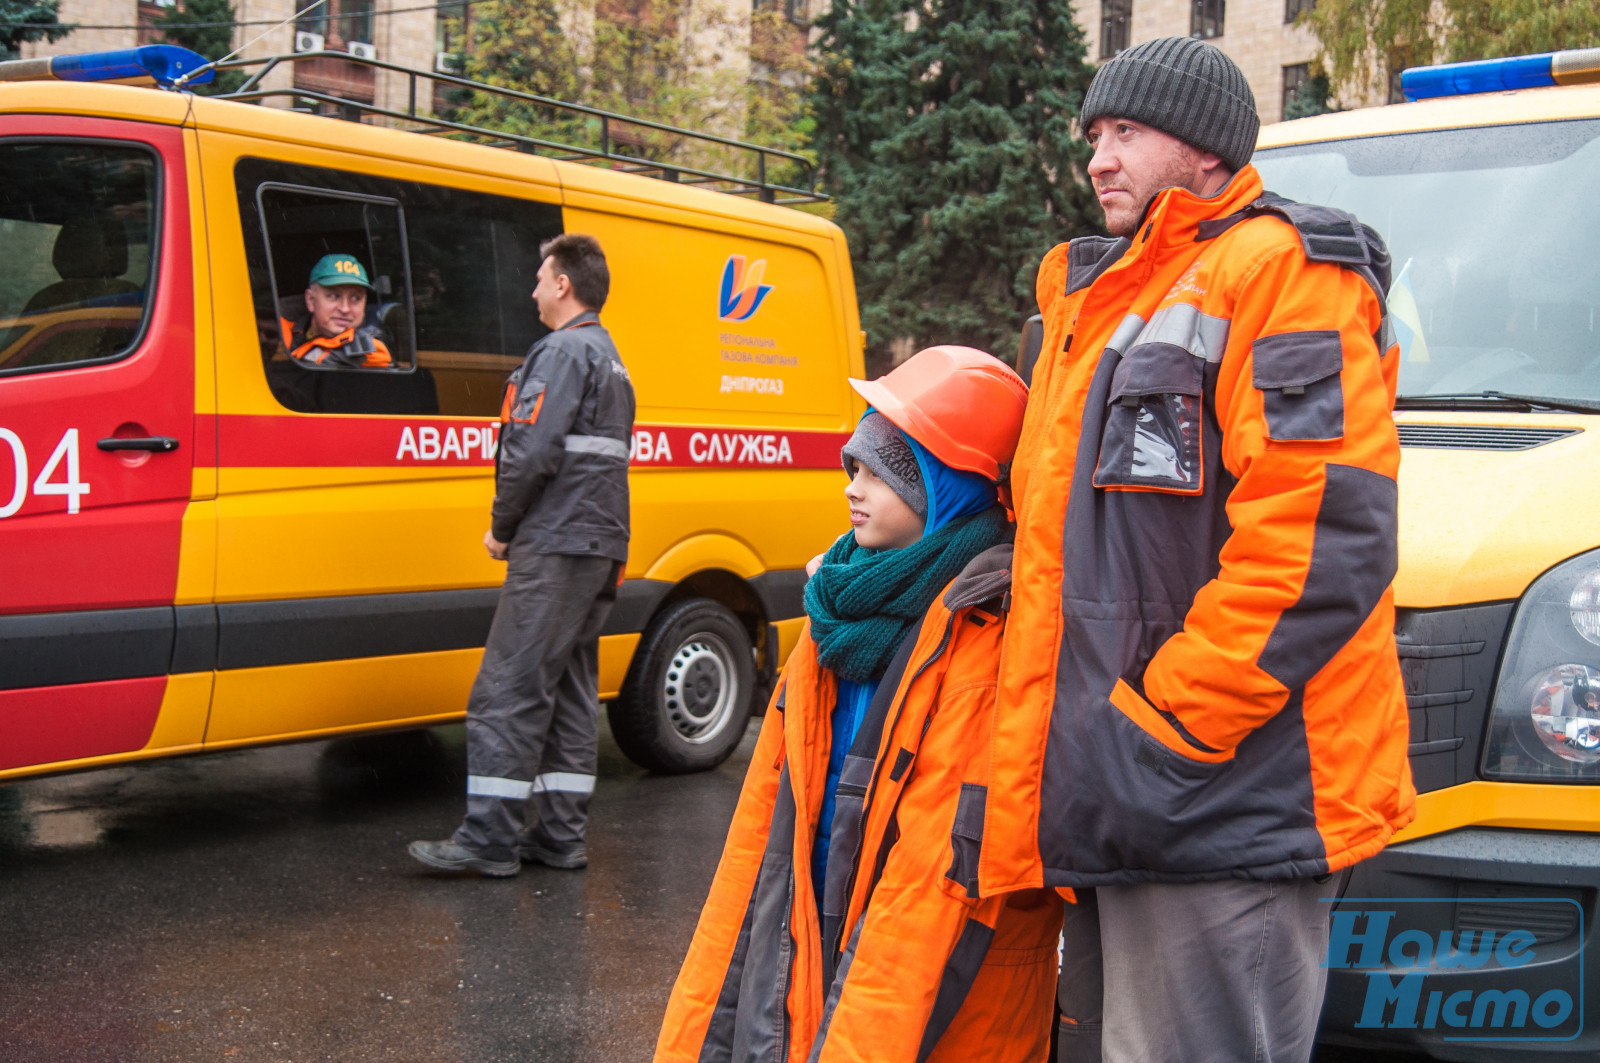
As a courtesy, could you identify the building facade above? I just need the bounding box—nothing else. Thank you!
[22,0,1372,128]
[1079,0,1382,125]
[18,0,763,122]
[20,0,436,114]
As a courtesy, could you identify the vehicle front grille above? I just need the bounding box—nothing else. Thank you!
[1456,881,1585,945]
[1396,424,1581,450]
[1395,603,1515,793]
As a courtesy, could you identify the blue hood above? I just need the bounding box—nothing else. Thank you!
[903,427,997,534]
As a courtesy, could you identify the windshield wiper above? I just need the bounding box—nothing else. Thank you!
[1394,391,1600,414]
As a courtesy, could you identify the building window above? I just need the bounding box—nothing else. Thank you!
[1282,62,1310,117]
[1191,0,1224,39]
[1388,65,1407,105]
[340,0,374,45]
[136,0,177,45]
[298,0,373,46]
[1285,0,1314,23]
[297,2,328,40]
[436,0,469,55]
[1101,0,1132,59]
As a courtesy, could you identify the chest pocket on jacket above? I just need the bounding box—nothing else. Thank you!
[1252,331,1344,442]
[504,380,546,426]
[1093,339,1206,494]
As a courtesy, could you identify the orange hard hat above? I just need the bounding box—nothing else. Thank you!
[848,345,1029,482]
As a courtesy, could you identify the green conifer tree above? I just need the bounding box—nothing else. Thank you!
[810,0,1100,372]
[2,0,70,61]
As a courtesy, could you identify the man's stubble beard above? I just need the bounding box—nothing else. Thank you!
[1099,146,1205,238]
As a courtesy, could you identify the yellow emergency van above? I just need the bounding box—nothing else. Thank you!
[0,47,863,781]
[1251,49,1600,1059]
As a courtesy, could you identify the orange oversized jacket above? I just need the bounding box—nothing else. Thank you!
[982,166,1416,893]
[656,544,1062,1063]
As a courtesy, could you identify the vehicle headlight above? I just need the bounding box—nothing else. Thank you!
[1570,569,1600,646]
[1484,550,1600,781]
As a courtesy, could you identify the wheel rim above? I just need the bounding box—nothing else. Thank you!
[662,631,740,745]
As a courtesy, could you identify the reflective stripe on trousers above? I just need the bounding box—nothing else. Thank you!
[563,434,629,459]
[467,772,598,799]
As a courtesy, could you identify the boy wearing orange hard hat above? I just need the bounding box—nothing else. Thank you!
[655,346,1062,1063]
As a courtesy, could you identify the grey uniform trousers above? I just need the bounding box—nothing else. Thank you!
[452,549,615,863]
[1057,873,1347,1063]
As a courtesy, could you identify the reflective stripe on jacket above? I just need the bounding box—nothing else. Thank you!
[655,545,1061,1063]
[492,310,635,559]
[983,166,1415,892]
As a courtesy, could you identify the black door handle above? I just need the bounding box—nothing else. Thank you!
[97,436,180,453]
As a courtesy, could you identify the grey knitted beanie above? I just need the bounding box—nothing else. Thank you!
[842,412,927,518]
[1081,37,1259,173]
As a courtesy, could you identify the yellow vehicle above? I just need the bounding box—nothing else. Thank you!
[1250,49,1600,1059]
[0,47,862,781]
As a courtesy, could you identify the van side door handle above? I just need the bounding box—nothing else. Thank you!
[97,436,180,453]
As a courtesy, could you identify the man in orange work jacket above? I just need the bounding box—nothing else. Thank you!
[277,252,392,369]
[981,38,1415,1063]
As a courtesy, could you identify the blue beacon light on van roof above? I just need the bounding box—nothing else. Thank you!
[1401,47,1600,101]
[0,45,213,88]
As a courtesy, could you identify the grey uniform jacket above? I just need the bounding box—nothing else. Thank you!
[491,310,635,560]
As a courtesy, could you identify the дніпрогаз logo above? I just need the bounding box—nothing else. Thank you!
[718,254,773,322]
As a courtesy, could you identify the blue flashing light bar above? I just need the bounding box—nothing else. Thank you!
[0,45,213,88]
[1401,47,1600,101]
[54,45,214,86]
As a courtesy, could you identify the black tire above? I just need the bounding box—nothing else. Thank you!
[608,597,757,774]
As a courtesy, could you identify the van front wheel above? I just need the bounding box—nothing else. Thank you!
[609,598,756,774]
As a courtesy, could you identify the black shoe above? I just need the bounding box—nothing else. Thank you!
[520,840,588,869]
[407,839,520,877]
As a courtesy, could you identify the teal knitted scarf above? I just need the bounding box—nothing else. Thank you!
[804,506,1011,682]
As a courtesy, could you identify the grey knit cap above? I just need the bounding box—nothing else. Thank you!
[842,412,927,518]
[1082,37,1259,172]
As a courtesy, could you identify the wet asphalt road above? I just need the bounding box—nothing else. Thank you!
[0,719,1430,1063]
[0,720,752,1063]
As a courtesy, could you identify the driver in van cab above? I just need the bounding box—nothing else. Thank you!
[278,253,392,368]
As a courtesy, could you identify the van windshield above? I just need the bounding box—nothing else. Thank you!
[1254,119,1600,405]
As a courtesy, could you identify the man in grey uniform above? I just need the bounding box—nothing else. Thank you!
[409,233,635,878]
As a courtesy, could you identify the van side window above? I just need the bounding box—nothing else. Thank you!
[237,158,562,416]
[0,141,157,376]
[255,182,421,413]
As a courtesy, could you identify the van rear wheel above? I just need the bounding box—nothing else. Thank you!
[609,598,756,774]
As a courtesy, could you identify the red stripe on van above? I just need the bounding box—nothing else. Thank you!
[203,415,851,470]
[0,676,166,771]
[626,426,851,469]
[210,414,498,467]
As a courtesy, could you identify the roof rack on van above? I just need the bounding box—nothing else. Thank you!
[212,51,824,206]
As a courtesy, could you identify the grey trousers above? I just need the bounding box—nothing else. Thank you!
[1057,874,1347,1063]
[452,549,615,863]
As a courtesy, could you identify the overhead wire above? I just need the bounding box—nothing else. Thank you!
[171,0,332,87]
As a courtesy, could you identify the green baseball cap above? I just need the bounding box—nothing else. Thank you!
[307,253,375,292]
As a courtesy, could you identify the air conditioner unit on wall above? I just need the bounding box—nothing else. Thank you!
[347,41,377,61]
[294,30,323,53]
[434,51,462,74]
